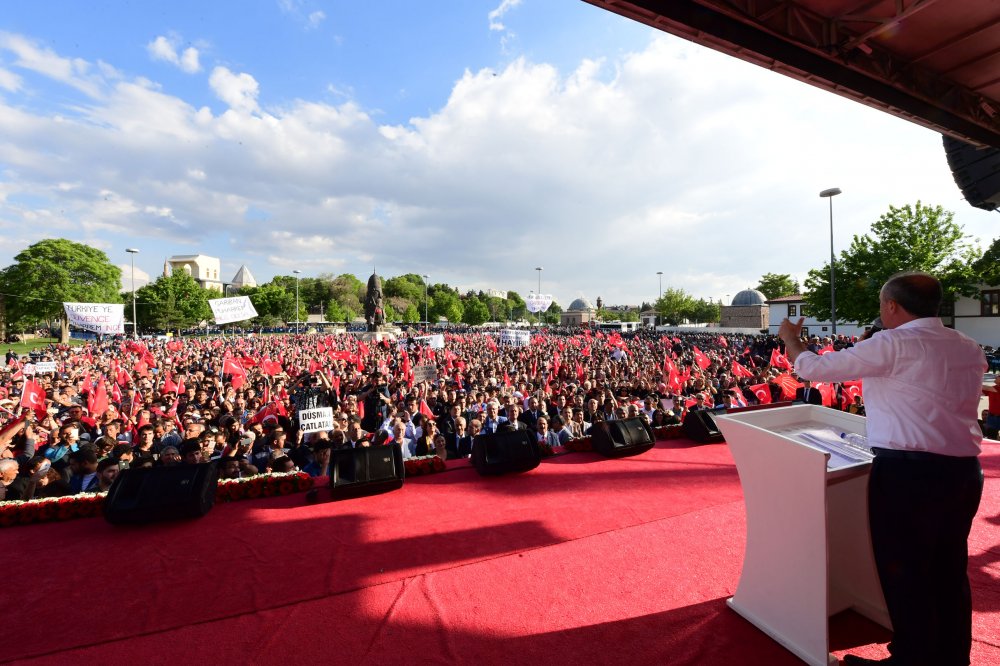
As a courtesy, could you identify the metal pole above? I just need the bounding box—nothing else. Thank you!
[422,274,429,331]
[819,188,841,336]
[535,267,542,326]
[293,269,302,335]
[657,271,663,327]
[126,248,139,337]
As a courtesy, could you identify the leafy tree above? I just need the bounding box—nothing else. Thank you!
[541,301,563,325]
[384,274,426,303]
[803,202,981,325]
[686,298,720,323]
[507,291,526,320]
[755,273,800,300]
[430,287,464,323]
[462,298,490,326]
[330,273,364,319]
[137,273,213,332]
[972,237,1000,285]
[655,287,695,326]
[402,304,421,324]
[0,239,121,341]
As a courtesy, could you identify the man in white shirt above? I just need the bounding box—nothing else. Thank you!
[779,271,985,666]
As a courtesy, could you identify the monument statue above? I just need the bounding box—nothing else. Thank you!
[365,272,385,332]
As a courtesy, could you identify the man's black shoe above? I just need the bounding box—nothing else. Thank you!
[842,655,893,665]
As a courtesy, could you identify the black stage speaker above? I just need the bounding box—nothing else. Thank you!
[944,135,1000,211]
[329,444,404,500]
[104,461,220,525]
[471,429,541,475]
[590,417,656,458]
[682,410,726,444]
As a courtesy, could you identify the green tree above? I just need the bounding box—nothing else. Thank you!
[384,274,426,302]
[430,287,464,323]
[330,273,364,319]
[137,273,213,332]
[803,202,981,325]
[686,298,720,323]
[655,287,695,326]
[506,291,526,320]
[402,304,421,323]
[0,239,121,341]
[755,273,800,300]
[541,301,563,325]
[462,298,490,326]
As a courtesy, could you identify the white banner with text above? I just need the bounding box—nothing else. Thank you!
[63,302,126,335]
[209,296,259,325]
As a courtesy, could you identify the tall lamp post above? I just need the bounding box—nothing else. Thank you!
[422,274,429,331]
[126,248,139,338]
[656,271,663,328]
[819,188,842,336]
[292,269,302,335]
[535,266,543,326]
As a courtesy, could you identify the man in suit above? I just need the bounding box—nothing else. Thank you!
[480,402,508,435]
[519,396,544,430]
[795,379,823,405]
[503,403,527,431]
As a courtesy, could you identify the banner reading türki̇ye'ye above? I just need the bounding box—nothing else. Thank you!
[208,296,259,325]
[63,302,125,335]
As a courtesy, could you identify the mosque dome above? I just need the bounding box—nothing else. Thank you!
[567,297,596,312]
[730,289,768,306]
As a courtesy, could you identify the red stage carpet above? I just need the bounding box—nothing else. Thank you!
[5,438,999,665]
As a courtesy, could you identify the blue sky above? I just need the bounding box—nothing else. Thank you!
[1,0,996,309]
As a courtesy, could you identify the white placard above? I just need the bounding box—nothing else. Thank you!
[298,407,334,434]
[412,334,445,349]
[412,365,438,383]
[208,296,259,325]
[499,329,531,347]
[34,361,57,374]
[63,302,125,334]
[525,294,553,313]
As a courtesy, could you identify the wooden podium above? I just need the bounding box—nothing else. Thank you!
[716,405,890,666]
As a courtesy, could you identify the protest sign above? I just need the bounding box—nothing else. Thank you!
[525,294,553,313]
[499,329,531,347]
[208,296,259,325]
[412,334,445,349]
[34,361,57,374]
[413,364,438,383]
[63,303,126,335]
[298,407,334,433]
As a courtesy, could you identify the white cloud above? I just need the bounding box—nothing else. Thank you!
[488,0,523,31]
[0,66,21,92]
[307,11,326,29]
[147,35,201,73]
[0,30,994,309]
[0,31,103,97]
[209,66,260,113]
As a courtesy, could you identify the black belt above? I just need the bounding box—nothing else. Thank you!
[872,447,975,462]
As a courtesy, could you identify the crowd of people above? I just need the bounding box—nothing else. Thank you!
[0,325,896,502]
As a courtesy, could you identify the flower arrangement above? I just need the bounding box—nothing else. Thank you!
[215,471,314,503]
[538,441,555,457]
[654,425,685,440]
[562,436,593,452]
[403,455,447,476]
[0,492,107,528]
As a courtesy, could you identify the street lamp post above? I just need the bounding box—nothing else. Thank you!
[535,267,543,326]
[819,188,842,336]
[422,274,429,331]
[656,271,663,328]
[126,248,139,338]
[292,269,302,335]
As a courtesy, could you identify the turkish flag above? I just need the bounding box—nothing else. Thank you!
[748,383,772,404]
[731,360,754,379]
[88,380,109,419]
[162,374,178,395]
[817,344,835,355]
[693,347,710,370]
[841,380,864,409]
[246,400,288,427]
[770,348,792,371]
[19,379,47,420]
[111,382,123,405]
[223,358,247,390]
[814,382,836,407]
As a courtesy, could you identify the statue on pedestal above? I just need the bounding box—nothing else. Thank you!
[365,272,385,332]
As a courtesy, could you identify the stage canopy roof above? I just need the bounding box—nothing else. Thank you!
[585,0,1000,149]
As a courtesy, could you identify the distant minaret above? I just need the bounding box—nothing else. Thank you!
[163,259,171,277]
[596,296,603,311]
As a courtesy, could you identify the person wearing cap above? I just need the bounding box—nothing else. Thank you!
[781,271,985,666]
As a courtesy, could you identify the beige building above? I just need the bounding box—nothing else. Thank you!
[561,297,597,327]
[164,254,224,291]
[720,289,769,329]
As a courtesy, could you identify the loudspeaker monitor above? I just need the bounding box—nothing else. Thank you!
[471,429,541,475]
[590,417,656,458]
[104,461,220,525]
[329,444,405,500]
[682,410,726,444]
[943,135,1000,211]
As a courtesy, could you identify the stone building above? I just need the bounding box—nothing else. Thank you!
[164,254,223,291]
[720,288,769,329]
[560,297,597,327]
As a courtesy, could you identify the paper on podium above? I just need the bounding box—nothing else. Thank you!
[794,427,874,470]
